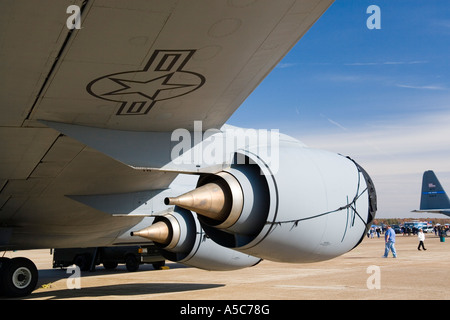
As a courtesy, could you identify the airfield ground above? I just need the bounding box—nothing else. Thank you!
[3,233,450,300]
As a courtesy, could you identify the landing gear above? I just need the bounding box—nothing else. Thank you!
[125,254,139,272]
[0,257,38,298]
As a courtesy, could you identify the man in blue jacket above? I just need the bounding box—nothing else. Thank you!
[383,225,397,258]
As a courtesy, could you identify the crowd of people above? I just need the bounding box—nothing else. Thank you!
[367,224,449,238]
[367,226,382,238]
[365,223,449,258]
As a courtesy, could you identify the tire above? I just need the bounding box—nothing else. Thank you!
[152,261,166,270]
[103,261,118,270]
[125,254,139,272]
[74,254,91,271]
[0,257,38,298]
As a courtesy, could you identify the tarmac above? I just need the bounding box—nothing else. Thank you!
[3,233,450,300]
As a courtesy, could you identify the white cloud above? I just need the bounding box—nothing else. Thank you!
[277,62,297,69]
[396,84,446,90]
[345,61,428,66]
[294,110,450,218]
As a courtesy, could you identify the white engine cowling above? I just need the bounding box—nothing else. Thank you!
[132,206,262,271]
[169,139,376,263]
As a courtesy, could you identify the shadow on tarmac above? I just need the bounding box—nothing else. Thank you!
[9,262,224,300]
[20,282,224,300]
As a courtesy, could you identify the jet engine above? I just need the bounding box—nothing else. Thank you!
[47,121,374,263]
[131,206,261,270]
[163,139,376,263]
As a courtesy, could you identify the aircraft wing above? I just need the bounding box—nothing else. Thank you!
[412,210,450,217]
[0,0,334,250]
[2,0,333,132]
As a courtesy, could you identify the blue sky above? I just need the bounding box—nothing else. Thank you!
[229,0,450,219]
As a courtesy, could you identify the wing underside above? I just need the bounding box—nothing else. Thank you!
[0,0,334,249]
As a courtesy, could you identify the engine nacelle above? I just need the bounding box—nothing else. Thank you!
[166,138,376,263]
[131,206,261,271]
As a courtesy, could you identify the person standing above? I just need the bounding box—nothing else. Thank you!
[383,225,397,258]
[417,229,427,250]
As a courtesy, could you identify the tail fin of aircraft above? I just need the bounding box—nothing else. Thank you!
[420,170,450,210]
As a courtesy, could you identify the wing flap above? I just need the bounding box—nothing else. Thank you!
[0,0,84,127]
[0,128,59,180]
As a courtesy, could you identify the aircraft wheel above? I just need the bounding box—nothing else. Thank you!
[125,254,139,272]
[74,254,91,271]
[103,261,118,270]
[0,257,38,297]
[152,261,165,270]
